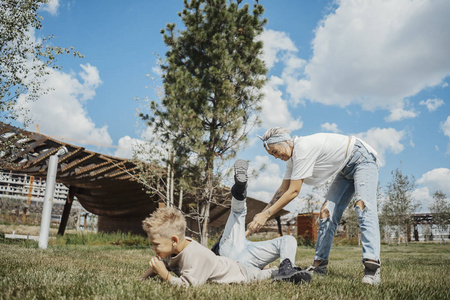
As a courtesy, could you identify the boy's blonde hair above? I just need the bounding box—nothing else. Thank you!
[142,206,186,239]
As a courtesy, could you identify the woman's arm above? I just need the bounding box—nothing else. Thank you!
[246,179,303,236]
[263,179,291,211]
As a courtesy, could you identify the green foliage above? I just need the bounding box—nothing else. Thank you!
[54,232,151,247]
[146,0,267,172]
[140,0,267,244]
[382,168,420,245]
[0,242,449,299]
[430,190,450,243]
[0,0,83,124]
[296,235,316,247]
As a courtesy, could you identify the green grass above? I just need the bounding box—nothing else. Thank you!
[0,238,449,300]
[54,231,151,247]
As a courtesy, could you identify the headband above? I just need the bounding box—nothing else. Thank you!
[256,133,291,148]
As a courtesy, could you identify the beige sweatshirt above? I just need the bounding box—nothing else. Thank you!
[164,238,247,286]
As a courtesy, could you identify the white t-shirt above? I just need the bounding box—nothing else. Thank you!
[283,133,356,186]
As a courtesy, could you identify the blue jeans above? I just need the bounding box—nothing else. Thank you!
[219,197,298,269]
[314,140,381,262]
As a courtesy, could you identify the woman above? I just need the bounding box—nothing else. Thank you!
[246,127,382,285]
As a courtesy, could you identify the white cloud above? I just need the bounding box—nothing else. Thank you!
[411,187,432,213]
[321,122,341,133]
[291,0,450,111]
[354,127,406,164]
[40,0,60,15]
[79,63,102,100]
[15,64,112,147]
[385,106,419,122]
[256,30,305,131]
[151,67,162,76]
[417,168,450,196]
[415,168,450,212]
[260,29,298,69]
[441,116,450,138]
[259,76,303,131]
[113,136,145,159]
[247,155,283,202]
[419,98,444,112]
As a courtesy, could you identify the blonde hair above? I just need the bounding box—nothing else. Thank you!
[142,207,186,239]
[262,127,293,147]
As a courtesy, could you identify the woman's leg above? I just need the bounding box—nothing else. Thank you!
[314,173,355,262]
[352,153,380,262]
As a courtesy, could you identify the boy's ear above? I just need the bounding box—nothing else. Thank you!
[171,235,179,244]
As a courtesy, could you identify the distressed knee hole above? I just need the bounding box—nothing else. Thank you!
[354,199,365,210]
[320,202,330,219]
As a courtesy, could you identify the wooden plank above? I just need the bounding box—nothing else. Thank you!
[75,160,111,176]
[27,145,63,167]
[61,153,97,173]
[58,147,84,164]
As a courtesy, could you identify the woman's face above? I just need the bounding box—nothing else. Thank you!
[266,142,292,161]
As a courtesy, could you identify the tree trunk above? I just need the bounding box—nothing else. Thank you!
[200,201,210,246]
[199,164,214,246]
[178,189,183,210]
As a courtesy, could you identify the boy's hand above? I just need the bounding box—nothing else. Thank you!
[149,257,171,281]
[245,211,270,237]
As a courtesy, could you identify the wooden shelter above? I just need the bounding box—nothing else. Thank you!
[0,122,287,236]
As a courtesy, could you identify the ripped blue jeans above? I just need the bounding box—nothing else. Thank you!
[219,197,298,269]
[314,140,380,263]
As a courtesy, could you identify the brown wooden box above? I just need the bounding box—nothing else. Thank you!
[297,212,319,240]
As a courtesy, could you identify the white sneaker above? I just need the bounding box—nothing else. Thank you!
[361,261,381,285]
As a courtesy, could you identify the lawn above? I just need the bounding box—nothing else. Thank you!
[0,236,449,300]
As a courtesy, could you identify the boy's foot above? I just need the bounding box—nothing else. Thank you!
[234,159,248,185]
[231,160,248,200]
[273,259,312,284]
[306,259,328,275]
[361,260,381,285]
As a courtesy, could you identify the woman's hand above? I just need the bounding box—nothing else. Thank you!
[149,257,170,281]
[245,210,270,237]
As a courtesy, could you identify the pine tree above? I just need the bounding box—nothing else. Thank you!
[141,0,267,245]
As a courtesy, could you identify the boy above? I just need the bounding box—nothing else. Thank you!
[140,206,276,286]
[213,160,311,283]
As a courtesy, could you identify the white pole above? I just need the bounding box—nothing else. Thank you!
[39,147,67,249]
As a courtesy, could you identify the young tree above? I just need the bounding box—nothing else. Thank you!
[0,0,82,124]
[382,168,420,246]
[429,191,449,244]
[141,0,267,245]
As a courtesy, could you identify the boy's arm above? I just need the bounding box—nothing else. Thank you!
[149,257,192,286]
[149,257,173,282]
[140,268,156,281]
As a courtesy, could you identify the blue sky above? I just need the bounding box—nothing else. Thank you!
[15,0,450,213]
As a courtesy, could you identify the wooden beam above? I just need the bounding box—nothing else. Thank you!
[61,153,97,173]
[75,160,112,176]
[58,147,84,164]
[28,145,64,167]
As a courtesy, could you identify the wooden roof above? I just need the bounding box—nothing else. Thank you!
[0,122,287,226]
